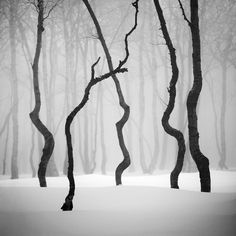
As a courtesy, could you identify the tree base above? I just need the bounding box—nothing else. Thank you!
[61,198,73,211]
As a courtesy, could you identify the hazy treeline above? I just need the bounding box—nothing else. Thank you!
[0,0,235,178]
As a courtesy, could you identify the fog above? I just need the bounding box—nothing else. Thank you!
[0,0,236,178]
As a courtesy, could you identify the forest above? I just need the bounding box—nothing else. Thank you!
[0,0,236,235]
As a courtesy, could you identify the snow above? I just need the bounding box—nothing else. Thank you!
[0,170,236,236]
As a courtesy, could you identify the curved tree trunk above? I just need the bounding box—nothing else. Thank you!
[188,0,210,192]
[153,0,186,189]
[62,2,139,209]
[179,0,211,192]
[61,57,128,210]
[82,0,139,185]
[29,0,54,187]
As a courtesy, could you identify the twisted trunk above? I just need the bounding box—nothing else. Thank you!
[29,0,54,187]
[61,57,127,210]
[187,0,211,192]
[153,0,185,188]
[82,0,139,185]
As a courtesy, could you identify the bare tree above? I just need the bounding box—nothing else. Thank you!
[178,0,211,192]
[82,0,139,185]
[61,61,128,210]
[153,0,185,188]
[61,0,139,211]
[30,0,59,187]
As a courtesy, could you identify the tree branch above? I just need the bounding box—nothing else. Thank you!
[43,0,62,20]
[177,0,192,27]
[119,0,139,68]
[91,57,100,79]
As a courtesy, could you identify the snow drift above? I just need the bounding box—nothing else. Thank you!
[0,170,236,236]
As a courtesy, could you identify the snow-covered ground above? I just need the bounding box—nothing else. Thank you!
[0,170,236,236]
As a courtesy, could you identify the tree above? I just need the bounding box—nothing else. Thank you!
[153,0,185,188]
[82,0,139,185]
[61,0,139,211]
[178,0,211,192]
[29,0,59,187]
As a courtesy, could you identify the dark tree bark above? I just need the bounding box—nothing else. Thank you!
[61,59,127,211]
[62,1,139,210]
[82,0,139,185]
[119,7,135,174]
[29,0,55,187]
[178,0,211,192]
[153,0,186,189]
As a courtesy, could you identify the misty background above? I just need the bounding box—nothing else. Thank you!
[0,0,236,178]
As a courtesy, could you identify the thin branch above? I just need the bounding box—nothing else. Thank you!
[27,0,39,12]
[91,57,101,79]
[177,0,192,27]
[118,0,139,67]
[43,0,62,20]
